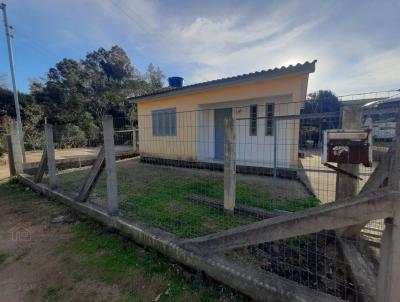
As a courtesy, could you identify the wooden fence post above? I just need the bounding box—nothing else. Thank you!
[10,121,23,175]
[102,115,119,215]
[45,124,58,189]
[335,106,362,200]
[376,111,400,302]
[224,116,236,213]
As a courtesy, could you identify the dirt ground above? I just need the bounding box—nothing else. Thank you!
[0,183,75,302]
[0,146,133,181]
[0,181,248,302]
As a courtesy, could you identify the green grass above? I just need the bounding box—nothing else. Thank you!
[117,176,257,238]
[14,248,31,262]
[54,163,320,238]
[0,178,41,204]
[63,221,248,301]
[114,174,319,238]
[0,254,8,266]
[44,287,64,302]
[0,181,248,301]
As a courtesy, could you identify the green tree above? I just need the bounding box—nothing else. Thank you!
[0,75,8,90]
[145,63,165,89]
[22,102,45,150]
[300,90,341,147]
[30,45,165,148]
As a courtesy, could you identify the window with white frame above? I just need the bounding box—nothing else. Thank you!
[249,104,257,136]
[152,108,177,136]
[265,103,274,136]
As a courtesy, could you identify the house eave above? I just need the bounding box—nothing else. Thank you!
[129,60,316,104]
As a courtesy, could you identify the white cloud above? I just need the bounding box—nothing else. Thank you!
[10,0,400,95]
[329,48,400,93]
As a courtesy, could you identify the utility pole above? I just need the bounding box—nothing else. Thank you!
[1,3,25,161]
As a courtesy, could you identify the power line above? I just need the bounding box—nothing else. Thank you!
[13,28,56,59]
[108,0,150,34]
[108,0,170,47]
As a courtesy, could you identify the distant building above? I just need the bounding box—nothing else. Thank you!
[341,96,400,141]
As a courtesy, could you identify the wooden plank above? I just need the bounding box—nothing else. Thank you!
[76,146,105,203]
[183,190,397,251]
[34,149,47,183]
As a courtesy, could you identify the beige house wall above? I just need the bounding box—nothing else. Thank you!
[137,73,309,163]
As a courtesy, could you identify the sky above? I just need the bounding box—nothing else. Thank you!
[0,0,399,95]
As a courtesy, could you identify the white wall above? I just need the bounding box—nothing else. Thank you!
[198,109,215,160]
[198,96,301,168]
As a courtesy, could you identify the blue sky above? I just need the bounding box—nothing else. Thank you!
[0,0,399,95]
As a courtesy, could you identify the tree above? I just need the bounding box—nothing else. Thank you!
[81,46,153,122]
[303,90,341,114]
[145,63,165,89]
[22,102,45,150]
[300,90,341,148]
[29,77,45,94]
[30,45,165,148]
[0,74,8,90]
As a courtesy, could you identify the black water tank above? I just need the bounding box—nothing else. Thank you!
[168,77,184,88]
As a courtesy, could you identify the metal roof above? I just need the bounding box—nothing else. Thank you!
[129,60,317,103]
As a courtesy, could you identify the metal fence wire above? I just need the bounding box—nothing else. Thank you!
[23,100,399,301]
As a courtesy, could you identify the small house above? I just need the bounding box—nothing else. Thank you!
[129,60,316,169]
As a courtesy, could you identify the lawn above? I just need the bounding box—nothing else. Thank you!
[53,159,320,238]
[61,221,249,301]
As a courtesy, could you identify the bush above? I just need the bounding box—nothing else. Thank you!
[58,125,87,149]
[24,130,46,151]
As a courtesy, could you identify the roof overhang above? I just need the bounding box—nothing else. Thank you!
[129,60,316,103]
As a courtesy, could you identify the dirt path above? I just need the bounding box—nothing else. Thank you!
[0,183,75,302]
[0,146,133,181]
[0,181,248,302]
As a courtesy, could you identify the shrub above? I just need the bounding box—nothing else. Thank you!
[58,125,87,149]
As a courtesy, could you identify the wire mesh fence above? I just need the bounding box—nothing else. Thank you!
[19,100,399,301]
[117,102,394,300]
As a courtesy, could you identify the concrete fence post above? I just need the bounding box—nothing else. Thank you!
[102,115,119,215]
[6,135,16,176]
[376,110,400,302]
[224,116,236,213]
[132,126,138,152]
[273,118,277,178]
[10,121,23,175]
[18,123,26,164]
[335,106,362,200]
[45,124,58,189]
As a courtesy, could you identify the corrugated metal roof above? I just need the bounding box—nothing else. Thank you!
[129,60,317,102]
